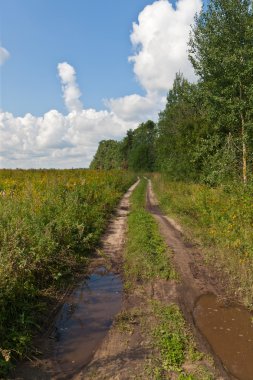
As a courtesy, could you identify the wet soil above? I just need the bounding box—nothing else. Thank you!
[73,280,181,380]
[194,294,253,380]
[53,267,122,377]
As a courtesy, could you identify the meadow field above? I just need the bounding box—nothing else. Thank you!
[0,169,134,374]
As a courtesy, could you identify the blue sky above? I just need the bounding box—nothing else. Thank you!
[0,0,206,168]
[1,0,175,116]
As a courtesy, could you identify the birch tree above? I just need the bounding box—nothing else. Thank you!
[189,0,253,183]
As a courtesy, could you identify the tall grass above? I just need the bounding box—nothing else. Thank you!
[0,169,134,375]
[152,173,253,308]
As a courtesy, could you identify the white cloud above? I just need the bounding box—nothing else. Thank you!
[0,1,202,168]
[106,92,166,123]
[0,108,135,168]
[129,0,202,93]
[106,0,201,134]
[0,46,10,65]
[58,62,83,112]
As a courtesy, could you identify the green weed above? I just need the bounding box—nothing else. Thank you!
[151,301,213,379]
[124,179,176,284]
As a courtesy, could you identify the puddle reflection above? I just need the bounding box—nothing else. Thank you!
[54,267,122,375]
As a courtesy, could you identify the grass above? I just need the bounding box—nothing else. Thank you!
[152,173,253,308]
[0,169,135,376]
[124,179,176,285]
[149,301,213,380]
[123,178,214,379]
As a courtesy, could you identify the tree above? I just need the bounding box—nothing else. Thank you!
[120,129,134,169]
[189,0,253,183]
[128,120,156,172]
[89,140,123,170]
[156,73,207,180]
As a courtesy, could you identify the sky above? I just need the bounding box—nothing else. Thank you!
[0,0,206,169]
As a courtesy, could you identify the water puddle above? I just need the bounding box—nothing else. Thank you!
[194,293,253,380]
[53,266,122,376]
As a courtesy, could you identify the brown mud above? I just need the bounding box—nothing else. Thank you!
[73,278,181,379]
[194,294,253,380]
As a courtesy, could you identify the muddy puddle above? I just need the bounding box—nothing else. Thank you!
[52,266,122,377]
[194,293,253,380]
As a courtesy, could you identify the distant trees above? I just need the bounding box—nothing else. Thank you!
[128,120,156,172]
[90,140,123,170]
[90,121,156,172]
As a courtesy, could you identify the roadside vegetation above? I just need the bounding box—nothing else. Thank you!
[152,174,253,308]
[121,179,214,379]
[0,169,134,376]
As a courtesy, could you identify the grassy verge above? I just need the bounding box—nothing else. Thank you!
[124,179,176,286]
[152,173,253,308]
[122,178,214,379]
[0,169,135,376]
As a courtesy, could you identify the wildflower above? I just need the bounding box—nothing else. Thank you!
[0,348,11,362]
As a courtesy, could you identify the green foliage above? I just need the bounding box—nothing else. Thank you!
[0,169,135,375]
[189,0,253,181]
[151,301,212,379]
[90,120,156,173]
[120,129,134,169]
[128,120,156,172]
[124,179,176,284]
[153,303,187,371]
[156,73,208,180]
[90,140,123,169]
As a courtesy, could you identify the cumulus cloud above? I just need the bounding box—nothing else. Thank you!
[0,0,202,168]
[129,0,202,93]
[106,0,201,132]
[0,46,10,65]
[58,62,83,112]
[0,107,135,168]
[106,92,166,123]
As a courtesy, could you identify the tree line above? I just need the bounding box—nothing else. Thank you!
[90,0,253,185]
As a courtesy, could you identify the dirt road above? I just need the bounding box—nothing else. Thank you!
[74,180,229,380]
[14,179,253,379]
